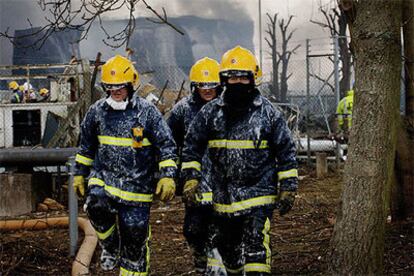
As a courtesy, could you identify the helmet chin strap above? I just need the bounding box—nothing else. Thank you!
[105,96,128,110]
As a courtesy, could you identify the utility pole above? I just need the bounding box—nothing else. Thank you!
[259,0,263,69]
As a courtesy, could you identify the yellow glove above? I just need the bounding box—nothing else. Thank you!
[277,191,296,216]
[73,175,85,197]
[183,179,199,205]
[156,177,176,202]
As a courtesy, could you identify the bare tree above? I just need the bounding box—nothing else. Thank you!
[328,0,402,274]
[311,1,352,98]
[0,0,184,50]
[265,13,300,102]
[278,16,300,103]
[265,13,279,100]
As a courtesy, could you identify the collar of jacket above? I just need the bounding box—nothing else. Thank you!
[217,88,263,107]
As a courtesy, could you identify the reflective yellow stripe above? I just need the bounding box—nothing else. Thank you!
[98,135,152,147]
[244,263,271,273]
[225,266,244,274]
[263,218,271,266]
[105,185,153,202]
[88,177,105,187]
[196,192,213,203]
[278,168,298,180]
[207,258,225,269]
[89,178,152,202]
[146,225,151,274]
[181,161,201,171]
[95,224,115,240]
[75,154,94,166]
[120,267,148,276]
[214,195,277,214]
[159,159,177,169]
[208,139,269,149]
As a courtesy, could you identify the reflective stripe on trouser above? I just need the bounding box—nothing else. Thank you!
[215,207,273,275]
[86,186,119,256]
[118,205,151,275]
[86,186,151,275]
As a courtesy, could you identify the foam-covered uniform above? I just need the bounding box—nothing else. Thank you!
[181,91,298,275]
[167,93,220,274]
[75,96,177,275]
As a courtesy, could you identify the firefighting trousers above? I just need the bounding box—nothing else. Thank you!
[184,205,227,274]
[213,207,274,275]
[86,186,151,275]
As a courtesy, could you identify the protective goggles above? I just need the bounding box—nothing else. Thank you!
[193,82,220,89]
[101,83,128,91]
[220,70,253,78]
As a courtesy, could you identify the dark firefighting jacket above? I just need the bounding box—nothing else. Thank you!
[167,94,213,205]
[75,96,177,206]
[181,91,298,216]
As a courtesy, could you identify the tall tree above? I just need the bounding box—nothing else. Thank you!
[393,0,414,221]
[329,0,402,274]
[266,13,280,100]
[279,16,301,103]
[265,14,300,102]
[311,3,352,98]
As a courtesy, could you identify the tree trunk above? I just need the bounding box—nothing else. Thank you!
[328,1,402,275]
[392,0,414,221]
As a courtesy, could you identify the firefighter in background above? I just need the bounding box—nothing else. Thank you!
[167,57,224,274]
[8,81,23,103]
[336,88,354,139]
[73,55,178,275]
[181,46,298,275]
[38,88,50,102]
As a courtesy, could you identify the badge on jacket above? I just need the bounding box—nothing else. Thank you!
[131,126,144,148]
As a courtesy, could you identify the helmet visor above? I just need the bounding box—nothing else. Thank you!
[220,70,252,78]
[194,82,220,89]
[101,83,128,92]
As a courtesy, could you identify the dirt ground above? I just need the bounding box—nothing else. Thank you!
[1,170,413,275]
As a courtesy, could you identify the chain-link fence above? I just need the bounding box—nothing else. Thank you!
[259,37,349,163]
[0,61,90,149]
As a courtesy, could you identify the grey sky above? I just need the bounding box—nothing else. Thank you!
[0,0,334,65]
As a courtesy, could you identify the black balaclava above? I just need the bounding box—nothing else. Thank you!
[221,71,259,111]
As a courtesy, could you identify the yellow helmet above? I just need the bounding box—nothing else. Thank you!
[8,81,19,90]
[101,55,140,90]
[19,85,25,92]
[220,45,261,85]
[39,88,49,96]
[189,57,220,88]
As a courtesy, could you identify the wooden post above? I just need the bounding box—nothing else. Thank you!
[316,152,328,178]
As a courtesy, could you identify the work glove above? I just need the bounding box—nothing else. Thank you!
[73,175,85,197]
[156,177,176,202]
[277,191,296,216]
[182,179,199,205]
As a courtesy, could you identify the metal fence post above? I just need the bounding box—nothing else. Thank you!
[306,39,311,166]
[333,35,341,169]
[67,156,78,257]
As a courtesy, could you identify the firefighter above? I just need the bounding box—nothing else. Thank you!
[8,81,23,103]
[38,88,50,102]
[181,46,298,275]
[167,57,225,274]
[336,88,354,136]
[73,55,177,275]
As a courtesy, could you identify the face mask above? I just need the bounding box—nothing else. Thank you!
[223,83,256,109]
[105,96,128,110]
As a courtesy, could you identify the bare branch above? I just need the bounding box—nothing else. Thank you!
[0,0,184,50]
